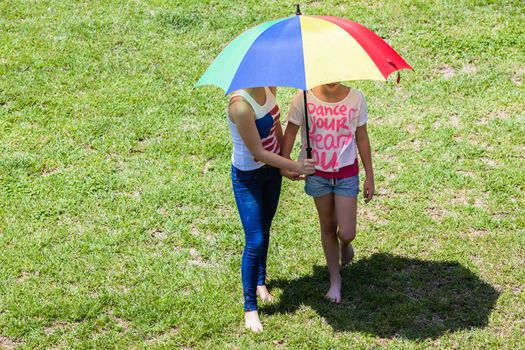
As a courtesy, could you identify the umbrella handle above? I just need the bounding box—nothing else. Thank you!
[303,90,312,159]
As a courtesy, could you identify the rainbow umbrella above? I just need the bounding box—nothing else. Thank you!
[196,6,412,156]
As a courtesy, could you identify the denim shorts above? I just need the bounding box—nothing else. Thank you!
[305,174,360,198]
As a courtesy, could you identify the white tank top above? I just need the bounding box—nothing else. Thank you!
[227,88,281,171]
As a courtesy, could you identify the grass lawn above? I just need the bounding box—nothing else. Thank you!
[1,0,524,349]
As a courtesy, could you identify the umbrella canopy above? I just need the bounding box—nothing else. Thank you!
[196,14,412,94]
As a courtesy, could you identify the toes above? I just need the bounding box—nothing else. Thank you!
[246,325,262,333]
[325,293,341,304]
[264,295,275,303]
[246,325,263,333]
[341,259,352,267]
[258,294,274,303]
[257,286,275,303]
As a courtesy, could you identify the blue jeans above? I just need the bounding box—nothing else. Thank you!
[231,164,282,311]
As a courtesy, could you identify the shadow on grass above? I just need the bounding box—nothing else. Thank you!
[265,253,499,340]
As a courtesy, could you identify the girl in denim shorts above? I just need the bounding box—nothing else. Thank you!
[281,82,375,304]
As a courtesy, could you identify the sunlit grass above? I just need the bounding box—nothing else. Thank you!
[0,0,524,349]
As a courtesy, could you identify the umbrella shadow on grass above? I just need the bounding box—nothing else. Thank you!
[264,253,499,340]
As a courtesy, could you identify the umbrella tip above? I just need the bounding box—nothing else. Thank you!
[296,4,301,15]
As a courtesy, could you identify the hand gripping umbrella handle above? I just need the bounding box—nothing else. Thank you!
[303,90,312,159]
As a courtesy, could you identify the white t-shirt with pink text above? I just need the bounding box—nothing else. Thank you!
[286,88,368,172]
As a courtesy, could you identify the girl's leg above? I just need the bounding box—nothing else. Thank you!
[334,194,358,265]
[235,193,265,313]
[231,168,267,332]
[257,168,282,302]
[313,193,342,303]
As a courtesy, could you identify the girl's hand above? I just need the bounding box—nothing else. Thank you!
[281,168,304,181]
[301,159,315,175]
[364,176,375,203]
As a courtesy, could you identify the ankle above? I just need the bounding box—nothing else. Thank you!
[329,272,341,284]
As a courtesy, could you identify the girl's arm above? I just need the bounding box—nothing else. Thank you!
[280,122,299,159]
[356,124,375,203]
[274,120,284,149]
[229,100,314,175]
[270,87,284,147]
[280,122,303,180]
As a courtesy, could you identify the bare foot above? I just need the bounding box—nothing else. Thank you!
[256,285,275,303]
[244,310,263,333]
[340,242,354,267]
[325,274,342,304]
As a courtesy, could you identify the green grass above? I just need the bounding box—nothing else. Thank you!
[1,0,524,349]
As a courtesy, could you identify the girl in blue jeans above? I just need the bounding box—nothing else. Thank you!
[227,87,315,333]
